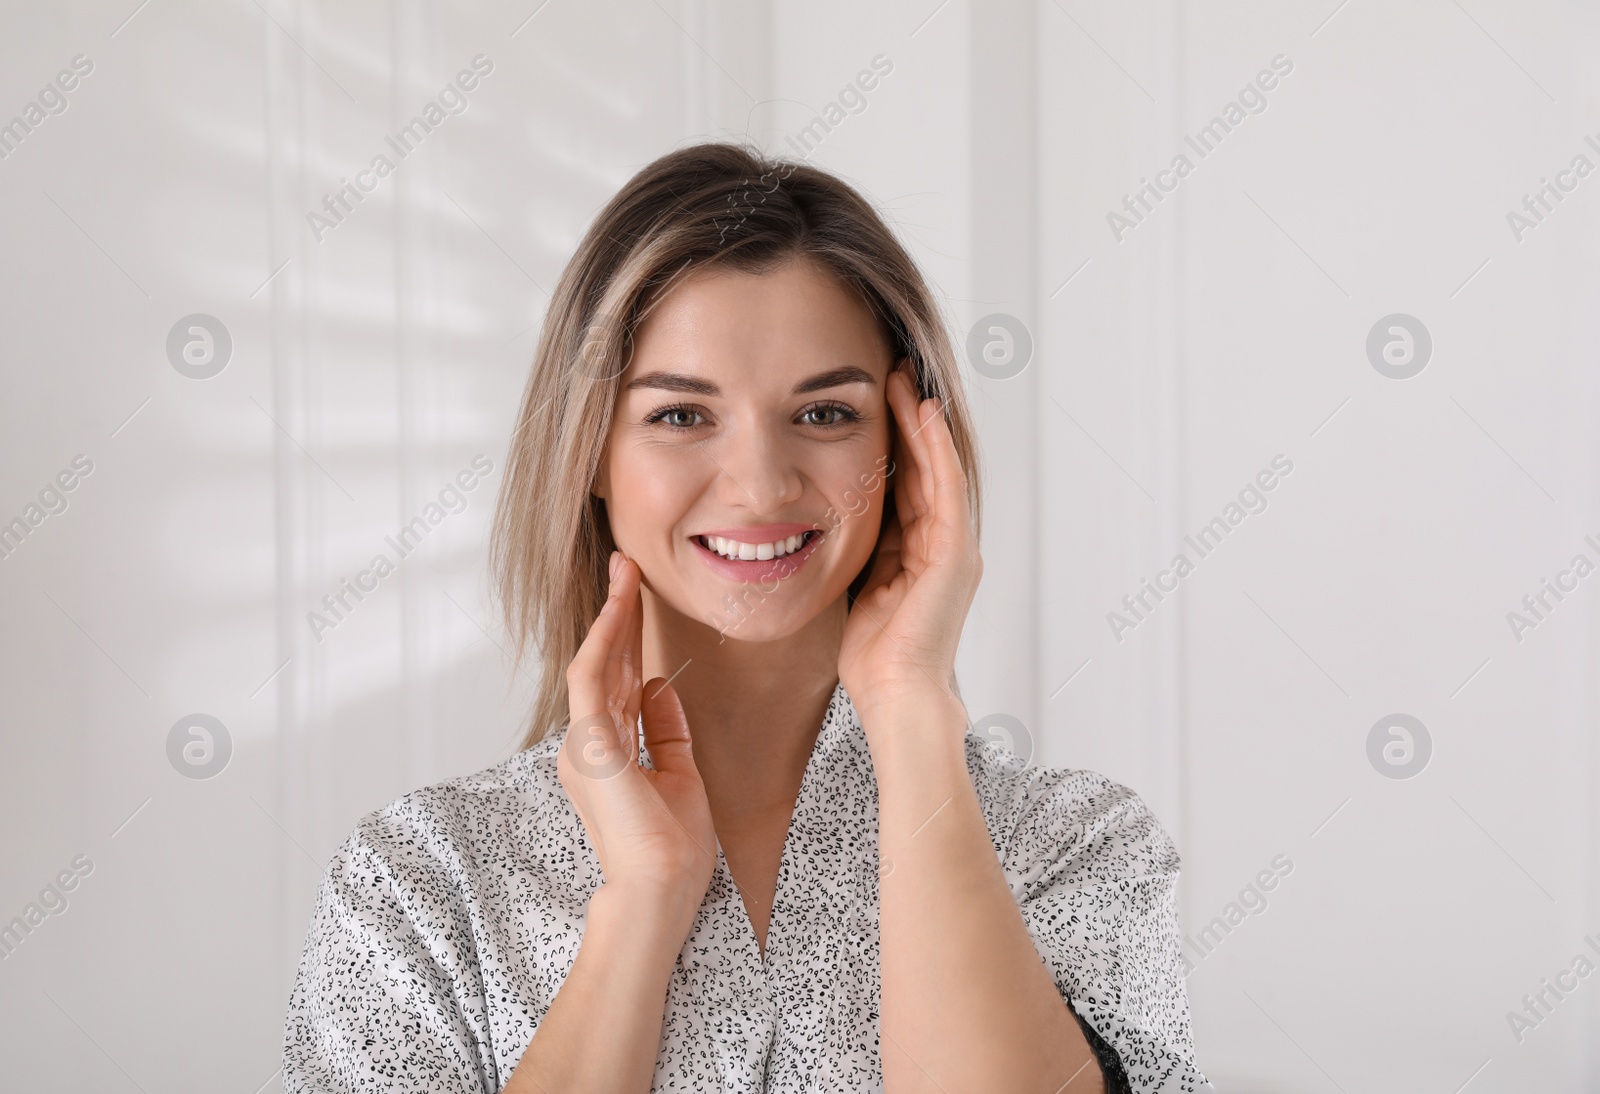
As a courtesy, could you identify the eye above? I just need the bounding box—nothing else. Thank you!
[799,401,862,428]
[644,402,706,430]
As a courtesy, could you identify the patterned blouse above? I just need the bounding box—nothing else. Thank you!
[282,682,1212,1092]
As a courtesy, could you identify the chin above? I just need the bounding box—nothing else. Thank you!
[694,588,828,644]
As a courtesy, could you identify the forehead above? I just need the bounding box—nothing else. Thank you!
[623,257,892,385]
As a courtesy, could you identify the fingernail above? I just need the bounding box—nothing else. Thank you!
[609,551,620,582]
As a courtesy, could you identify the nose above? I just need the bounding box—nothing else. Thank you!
[712,422,803,514]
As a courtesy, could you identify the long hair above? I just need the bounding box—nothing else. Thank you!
[489,141,983,750]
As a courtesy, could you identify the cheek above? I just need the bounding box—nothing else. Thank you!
[822,451,891,552]
[603,443,710,540]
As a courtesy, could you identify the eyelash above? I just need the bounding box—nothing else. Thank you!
[643,401,863,431]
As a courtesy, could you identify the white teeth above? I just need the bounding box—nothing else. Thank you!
[701,532,812,561]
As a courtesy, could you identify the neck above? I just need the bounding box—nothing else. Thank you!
[640,585,845,802]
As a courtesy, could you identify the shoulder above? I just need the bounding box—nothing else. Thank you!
[961,732,1180,893]
[286,741,578,1091]
[327,729,587,901]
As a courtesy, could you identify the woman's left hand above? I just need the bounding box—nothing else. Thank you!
[838,366,982,722]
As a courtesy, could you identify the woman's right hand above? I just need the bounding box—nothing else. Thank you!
[505,554,716,1094]
[557,550,717,922]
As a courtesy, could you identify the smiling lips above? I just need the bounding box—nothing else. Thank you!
[691,522,825,582]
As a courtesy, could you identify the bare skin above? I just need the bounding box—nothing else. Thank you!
[504,258,1104,1093]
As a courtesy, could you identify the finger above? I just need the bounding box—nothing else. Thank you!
[565,564,643,783]
[639,677,697,777]
[601,558,639,744]
[885,371,917,514]
[913,399,941,535]
[638,680,718,868]
[891,434,920,562]
[920,396,973,543]
[887,380,939,568]
[889,376,943,578]
[900,394,950,535]
[568,553,634,721]
[886,370,930,523]
[618,556,644,763]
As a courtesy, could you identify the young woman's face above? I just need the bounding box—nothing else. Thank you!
[595,256,896,643]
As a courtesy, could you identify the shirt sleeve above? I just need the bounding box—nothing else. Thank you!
[979,749,1212,1094]
[282,803,498,1094]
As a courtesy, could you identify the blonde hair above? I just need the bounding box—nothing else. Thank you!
[489,141,983,750]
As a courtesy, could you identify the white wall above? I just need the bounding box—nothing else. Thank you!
[0,1,1594,1090]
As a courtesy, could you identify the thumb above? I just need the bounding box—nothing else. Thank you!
[640,678,698,776]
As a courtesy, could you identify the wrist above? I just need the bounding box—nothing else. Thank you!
[592,870,704,934]
[844,667,960,714]
[856,689,972,797]
[854,685,968,751]
[586,880,704,963]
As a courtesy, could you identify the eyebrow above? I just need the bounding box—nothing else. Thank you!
[623,365,877,397]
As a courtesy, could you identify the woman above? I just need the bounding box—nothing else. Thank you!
[282,142,1210,1093]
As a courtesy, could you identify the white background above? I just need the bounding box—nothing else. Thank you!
[1,1,1596,1090]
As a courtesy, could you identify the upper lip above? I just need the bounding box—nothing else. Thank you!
[693,522,820,543]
